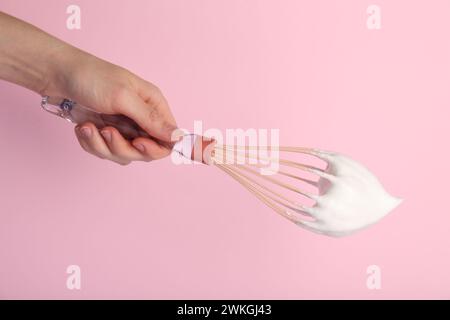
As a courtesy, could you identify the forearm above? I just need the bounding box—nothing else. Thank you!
[0,11,81,96]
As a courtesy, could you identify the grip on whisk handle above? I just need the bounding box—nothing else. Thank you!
[41,96,150,140]
[41,96,216,164]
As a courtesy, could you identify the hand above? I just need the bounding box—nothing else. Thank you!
[51,50,177,165]
[0,12,178,165]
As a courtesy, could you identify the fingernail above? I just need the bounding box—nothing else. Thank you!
[134,143,145,153]
[80,127,92,138]
[101,130,112,143]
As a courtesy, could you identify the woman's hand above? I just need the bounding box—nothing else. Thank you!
[0,11,177,166]
[48,48,178,165]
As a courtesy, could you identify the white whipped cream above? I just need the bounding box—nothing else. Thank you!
[297,149,402,237]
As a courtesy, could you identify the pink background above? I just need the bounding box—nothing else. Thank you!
[0,0,449,299]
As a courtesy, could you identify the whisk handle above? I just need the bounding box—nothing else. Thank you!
[41,96,216,163]
[41,96,152,141]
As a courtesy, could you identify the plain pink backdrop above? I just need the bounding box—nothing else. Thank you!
[0,0,449,299]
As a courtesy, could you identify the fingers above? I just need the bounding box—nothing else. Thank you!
[115,83,178,143]
[101,126,172,161]
[100,126,145,162]
[75,123,112,160]
[75,123,169,165]
[131,137,172,160]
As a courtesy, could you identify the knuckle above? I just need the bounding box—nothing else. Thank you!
[147,105,160,121]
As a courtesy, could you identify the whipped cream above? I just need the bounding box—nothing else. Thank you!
[297,149,402,237]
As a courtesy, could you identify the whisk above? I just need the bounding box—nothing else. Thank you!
[41,96,402,237]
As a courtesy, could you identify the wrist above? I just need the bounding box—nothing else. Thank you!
[40,44,90,98]
[0,12,75,97]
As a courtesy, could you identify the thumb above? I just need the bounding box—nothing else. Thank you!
[117,91,178,143]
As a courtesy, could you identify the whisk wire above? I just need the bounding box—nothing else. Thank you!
[215,163,301,223]
[213,147,318,201]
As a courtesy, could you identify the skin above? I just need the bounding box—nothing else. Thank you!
[0,11,177,165]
